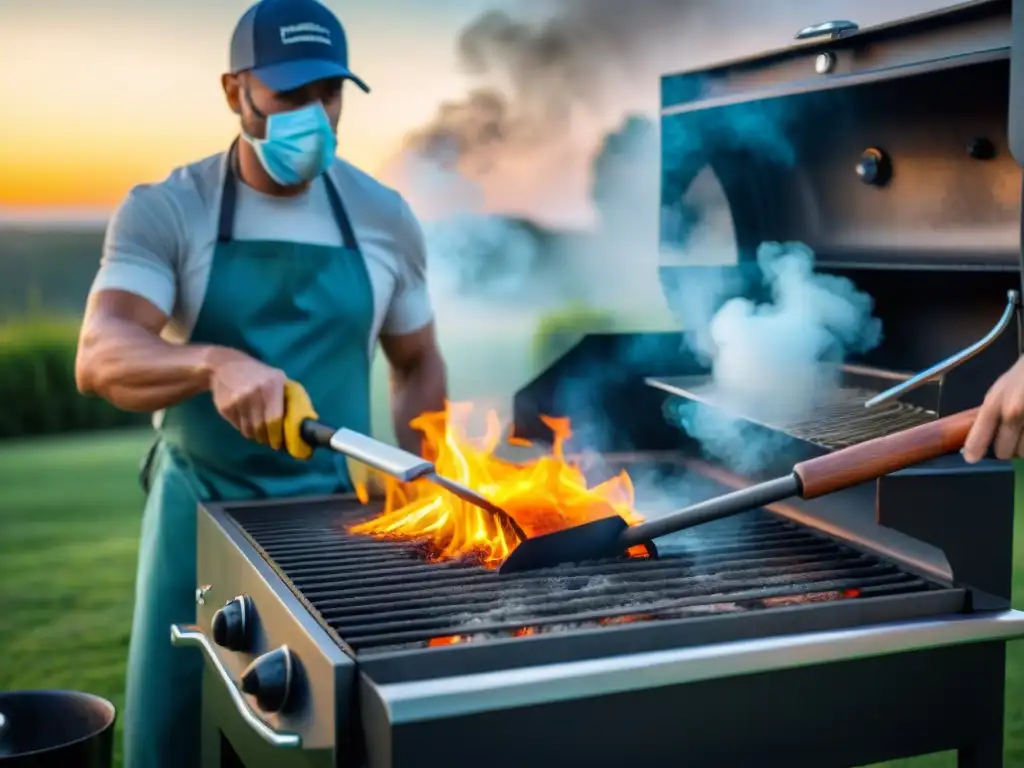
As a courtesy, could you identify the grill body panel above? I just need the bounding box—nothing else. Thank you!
[366,642,1008,768]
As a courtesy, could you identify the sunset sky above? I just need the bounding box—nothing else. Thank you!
[0,0,500,218]
[1,0,953,224]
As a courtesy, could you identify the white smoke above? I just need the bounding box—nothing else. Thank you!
[666,241,884,472]
[376,1,700,320]
[423,214,542,301]
[709,241,882,411]
[372,0,908,482]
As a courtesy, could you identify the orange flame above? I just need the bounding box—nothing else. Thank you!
[348,402,644,568]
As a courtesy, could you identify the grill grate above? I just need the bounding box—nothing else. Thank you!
[649,376,935,449]
[230,498,946,655]
[763,387,935,449]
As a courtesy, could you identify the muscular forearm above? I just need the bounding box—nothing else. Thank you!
[76,316,220,412]
[389,351,447,453]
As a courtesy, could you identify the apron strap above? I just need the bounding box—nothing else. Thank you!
[217,139,359,251]
[323,174,359,252]
[217,140,241,243]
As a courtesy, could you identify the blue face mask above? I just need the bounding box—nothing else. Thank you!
[242,101,337,186]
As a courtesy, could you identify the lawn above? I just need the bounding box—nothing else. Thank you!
[0,428,150,767]
[1,428,1023,767]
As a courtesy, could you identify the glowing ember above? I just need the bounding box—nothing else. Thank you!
[599,614,655,626]
[759,589,861,607]
[427,627,536,647]
[348,402,644,568]
[427,636,467,647]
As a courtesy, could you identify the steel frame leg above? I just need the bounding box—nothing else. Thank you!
[957,739,1004,768]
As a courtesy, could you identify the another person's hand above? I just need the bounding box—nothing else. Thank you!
[282,380,319,460]
[962,356,1024,463]
[208,348,287,449]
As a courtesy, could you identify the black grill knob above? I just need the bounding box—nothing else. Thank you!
[855,147,891,186]
[211,596,253,651]
[240,646,295,714]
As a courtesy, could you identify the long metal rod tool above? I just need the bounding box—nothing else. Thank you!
[299,420,526,542]
[865,289,1018,408]
[499,407,979,573]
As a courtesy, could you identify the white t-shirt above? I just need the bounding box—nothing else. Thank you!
[88,150,434,360]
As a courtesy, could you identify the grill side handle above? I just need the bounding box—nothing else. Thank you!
[865,290,1019,409]
[793,408,979,499]
[169,624,302,749]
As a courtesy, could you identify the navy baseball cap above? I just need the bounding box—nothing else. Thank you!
[230,0,369,94]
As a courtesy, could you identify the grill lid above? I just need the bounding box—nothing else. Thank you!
[654,0,1022,422]
[659,0,1018,271]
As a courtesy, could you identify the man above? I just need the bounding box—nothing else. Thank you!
[74,0,447,764]
[963,355,1024,463]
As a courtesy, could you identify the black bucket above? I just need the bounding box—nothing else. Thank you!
[0,690,116,767]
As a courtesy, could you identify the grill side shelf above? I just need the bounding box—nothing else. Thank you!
[647,375,937,451]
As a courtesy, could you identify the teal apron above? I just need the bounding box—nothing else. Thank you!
[122,144,374,768]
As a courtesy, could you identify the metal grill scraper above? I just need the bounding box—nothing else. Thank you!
[299,420,526,541]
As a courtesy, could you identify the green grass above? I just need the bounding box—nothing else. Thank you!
[1,430,1023,767]
[0,428,151,767]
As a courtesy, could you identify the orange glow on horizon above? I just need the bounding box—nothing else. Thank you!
[1,149,216,209]
[0,9,470,214]
[0,140,394,210]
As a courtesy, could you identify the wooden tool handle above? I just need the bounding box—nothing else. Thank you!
[793,407,979,499]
